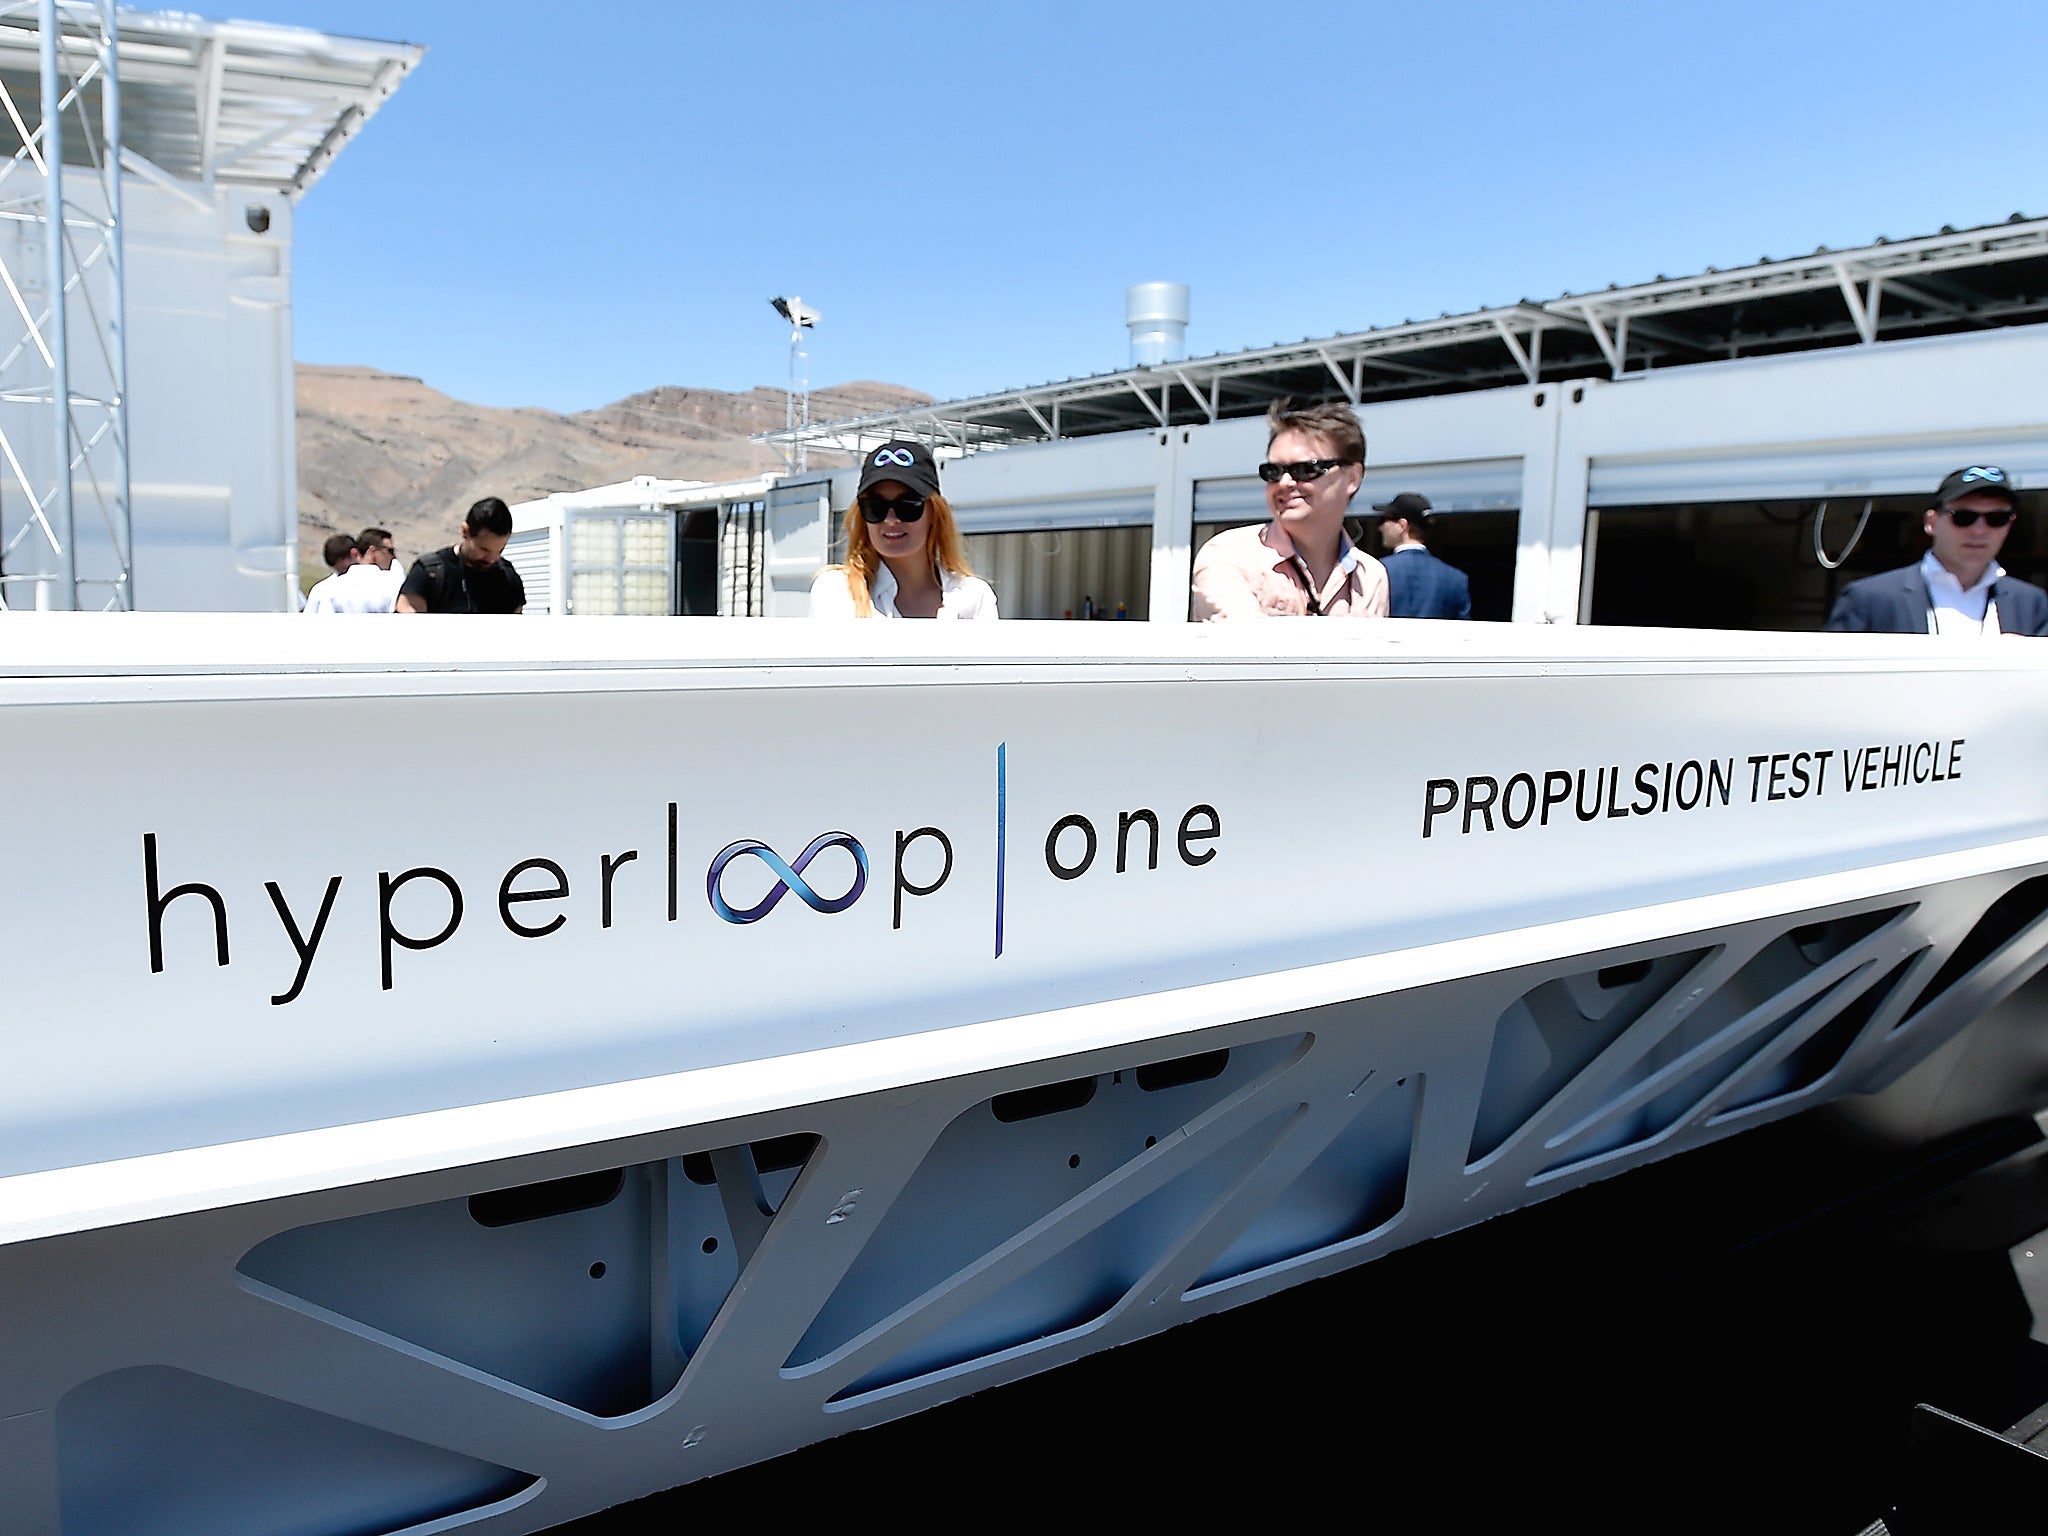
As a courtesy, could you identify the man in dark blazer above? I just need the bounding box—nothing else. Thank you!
[1374,493,1472,619]
[1825,465,2047,636]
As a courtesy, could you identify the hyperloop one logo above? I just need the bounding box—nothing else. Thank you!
[705,832,870,924]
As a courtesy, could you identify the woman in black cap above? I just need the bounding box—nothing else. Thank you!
[809,440,998,619]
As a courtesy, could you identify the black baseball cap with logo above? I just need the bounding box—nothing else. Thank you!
[1934,465,2018,509]
[1372,492,1433,520]
[857,440,941,500]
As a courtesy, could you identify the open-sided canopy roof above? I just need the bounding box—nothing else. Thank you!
[769,215,2048,455]
[0,5,419,196]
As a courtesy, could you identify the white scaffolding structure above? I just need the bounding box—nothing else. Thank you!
[0,5,416,611]
[0,0,127,610]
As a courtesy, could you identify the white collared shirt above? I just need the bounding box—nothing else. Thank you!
[305,561,402,614]
[809,563,1000,619]
[1920,552,2004,636]
[302,569,346,612]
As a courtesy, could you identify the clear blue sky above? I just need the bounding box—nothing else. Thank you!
[249,0,2048,415]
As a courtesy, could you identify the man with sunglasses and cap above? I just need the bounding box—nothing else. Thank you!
[1374,492,1471,620]
[1191,399,1389,620]
[1825,466,2046,636]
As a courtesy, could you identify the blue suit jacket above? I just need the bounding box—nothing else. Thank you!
[1383,546,1471,620]
[1825,564,2048,636]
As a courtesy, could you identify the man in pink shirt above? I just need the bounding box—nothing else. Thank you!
[1191,399,1390,620]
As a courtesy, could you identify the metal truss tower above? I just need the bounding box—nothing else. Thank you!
[0,0,129,611]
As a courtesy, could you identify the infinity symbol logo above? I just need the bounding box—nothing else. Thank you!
[873,447,915,468]
[706,833,869,924]
[1963,465,2008,483]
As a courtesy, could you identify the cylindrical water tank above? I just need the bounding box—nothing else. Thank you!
[1125,282,1189,367]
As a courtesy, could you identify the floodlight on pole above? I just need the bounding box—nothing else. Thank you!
[769,295,819,472]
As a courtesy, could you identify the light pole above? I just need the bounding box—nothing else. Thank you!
[768,296,819,473]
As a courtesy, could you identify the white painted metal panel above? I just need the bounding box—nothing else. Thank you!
[5,616,2048,1533]
[1569,330,2048,466]
[763,476,835,617]
[1588,433,2048,506]
[941,430,1162,508]
[223,196,297,608]
[1193,457,1524,523]
[5,860,2042,1532]
[953,492,1154,533]
[2,615,2047,1226]
[1571,329,2048,511]
[945,433,1161,533]
[500,530,553,615]
[1,180,299,610]
[1169,386,1547,484]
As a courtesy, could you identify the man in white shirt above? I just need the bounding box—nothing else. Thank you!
[323,557,403,613]
[301,534,359,613]
[305,531,404,614]
[355,526,407,584]
[1825,466,2048,636]
[337,526,405,612]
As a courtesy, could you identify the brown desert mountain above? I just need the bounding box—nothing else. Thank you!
[296,364,930,571]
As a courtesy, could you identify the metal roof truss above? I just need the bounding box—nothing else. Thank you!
[0,3,418,196]
[771,217,2048,455]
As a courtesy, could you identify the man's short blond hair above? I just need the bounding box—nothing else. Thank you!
[1266,398,1366,464]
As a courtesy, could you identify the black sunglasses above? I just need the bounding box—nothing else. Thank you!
[1943,507,2015,528]
[1257,459,1353,485]
[860,491,926,524]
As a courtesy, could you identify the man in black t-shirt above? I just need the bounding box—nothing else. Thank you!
[397,496,527,614]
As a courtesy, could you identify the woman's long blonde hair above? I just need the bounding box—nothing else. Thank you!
[834,491,976,616]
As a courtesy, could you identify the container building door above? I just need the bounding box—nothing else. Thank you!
[763,478,835,617]
[952,491,1155,620]
[676,509,719,615]
[1583,436,2048,631]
